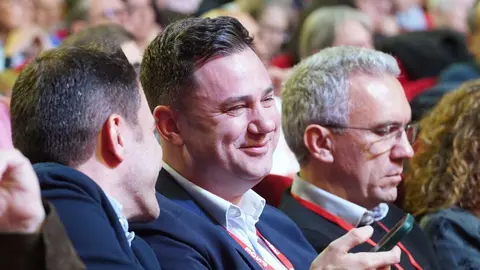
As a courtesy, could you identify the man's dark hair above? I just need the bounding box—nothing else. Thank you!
[140,16,254,111]
[62,24,135,52]
[10,46,140,167]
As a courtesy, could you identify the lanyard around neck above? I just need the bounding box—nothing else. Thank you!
[291,192,423,270]
[227,229,295,270]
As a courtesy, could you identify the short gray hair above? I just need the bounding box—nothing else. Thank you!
[299,6,372,59]
[282,46,400,163]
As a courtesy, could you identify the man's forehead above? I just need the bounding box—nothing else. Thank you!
[193,50,271,98]
[348,73,411,123]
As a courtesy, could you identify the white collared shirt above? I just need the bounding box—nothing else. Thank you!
[163,163,287,270]
[291,175,389,227]
[106,194,136,247]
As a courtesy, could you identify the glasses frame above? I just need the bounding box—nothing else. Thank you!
[322,122,419,145]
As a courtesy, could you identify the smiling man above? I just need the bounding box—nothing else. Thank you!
[279,46,439,269]
[132,16,403,270]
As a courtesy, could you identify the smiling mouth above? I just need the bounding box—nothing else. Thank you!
[239,142,270,156]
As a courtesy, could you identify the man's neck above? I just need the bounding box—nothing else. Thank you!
[299,167,349,202]
[75,160,134,218]
[163,159,254,206]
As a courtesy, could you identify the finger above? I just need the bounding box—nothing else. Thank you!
[0,149,25,177]
[351,246,401,269]
[328,226,374,253]
[0,149,37,187]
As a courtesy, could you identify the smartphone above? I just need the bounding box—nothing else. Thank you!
[371,214,414,252]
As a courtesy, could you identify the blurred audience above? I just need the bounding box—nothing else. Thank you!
[124,0,162,51]
[61,23,142,71]
[298,6,373,59]
[410,0,480,121]
[393,0,431,31]
[426,0,475,33]
[255,1,292,66]
[33,0,65,46]
[65,0,127,34]
[0,0,52,71]
[404,80,480,269]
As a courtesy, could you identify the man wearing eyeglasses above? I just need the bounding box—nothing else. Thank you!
[279,46,439,270]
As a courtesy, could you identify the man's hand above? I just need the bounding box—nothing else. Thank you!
[0,149,44,233]
[310,226,401,270]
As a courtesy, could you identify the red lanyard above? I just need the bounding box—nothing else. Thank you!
[227,230,295,270]
[291,193,423,270]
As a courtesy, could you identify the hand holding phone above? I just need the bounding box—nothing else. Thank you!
[371,214,414,252]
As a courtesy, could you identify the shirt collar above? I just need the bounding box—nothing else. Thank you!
[106,194,135,246]
[291,175,388,227]
[163,163,266,227]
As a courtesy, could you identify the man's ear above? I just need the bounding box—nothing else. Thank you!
[303,124,334,163]
[100,114,126,167]
[154,105,184,145]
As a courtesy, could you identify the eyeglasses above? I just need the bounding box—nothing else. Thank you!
[324,122,419,155]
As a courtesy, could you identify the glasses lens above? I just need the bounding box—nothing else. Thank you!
[406,124,419,144]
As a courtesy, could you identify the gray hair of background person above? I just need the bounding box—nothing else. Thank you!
[281,46,400,164]
[298,6,373,59]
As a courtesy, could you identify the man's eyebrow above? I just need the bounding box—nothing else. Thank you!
[370,121,404,128]
[262,86,274,97]
[221,85,275,106]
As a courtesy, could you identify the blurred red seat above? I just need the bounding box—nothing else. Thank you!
[253,174,293,207]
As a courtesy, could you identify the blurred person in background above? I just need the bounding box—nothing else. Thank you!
[33,0,65,46]
[287,0,390,66]
[392,0,432,32]
[65,0,128,34]
[404,80,480,269]
[124,0,162,51]
[154,0,203,15]
[410,0,480,121]
[426,0,475,34]
[298,5,373,60]
[0,0,52,71]
[61,23,142,72]
[255,0,292,66]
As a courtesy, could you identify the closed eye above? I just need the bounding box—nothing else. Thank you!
[227,104,246,112]
[373,125,402,136]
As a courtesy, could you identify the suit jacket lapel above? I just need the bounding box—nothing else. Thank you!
[156,169,265,270]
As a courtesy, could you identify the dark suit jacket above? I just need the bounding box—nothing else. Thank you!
[280,189,440,270]
[131,169,317,270]
[35,163,161,270]
[0,201,85,270]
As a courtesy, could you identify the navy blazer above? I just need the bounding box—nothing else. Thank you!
[131,169,317,270]
[35,163,161,270]
[280,189,440,270]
